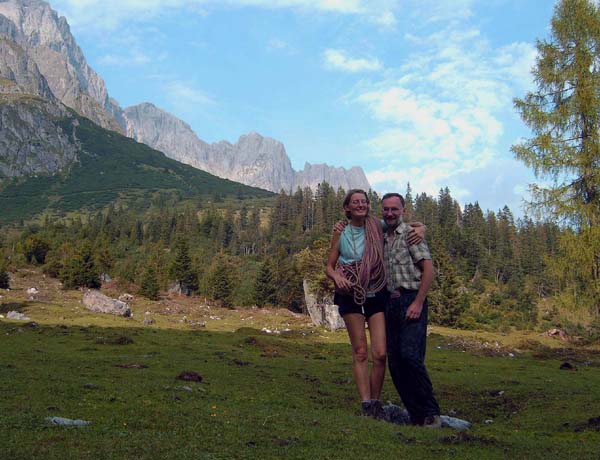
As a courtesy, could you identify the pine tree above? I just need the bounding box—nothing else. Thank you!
[139,266,160,300]
[512,0,600,311]
[171,239,197,294]
[209,259,232,307]
[59,243,100,289]
[253,259,277,307]
[0,255,9,289]
[429,243,468,327]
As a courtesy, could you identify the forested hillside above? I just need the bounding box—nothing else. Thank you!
[2,180,594,337]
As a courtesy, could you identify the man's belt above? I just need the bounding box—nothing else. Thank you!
[390,287,418,298]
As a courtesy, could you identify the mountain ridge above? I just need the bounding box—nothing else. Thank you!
[0,0,371,193]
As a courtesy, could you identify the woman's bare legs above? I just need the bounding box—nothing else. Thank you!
[343,313,371,401]
[367,311,387,400]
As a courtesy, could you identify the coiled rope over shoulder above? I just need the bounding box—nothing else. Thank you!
[336,216,386,305]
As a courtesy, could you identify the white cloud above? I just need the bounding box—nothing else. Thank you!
[355,21,538,212]
[53,0,394,30]
[97,49,167,67]
[324,49,382,72]
[164,81,215,110]
[267,38,296,54]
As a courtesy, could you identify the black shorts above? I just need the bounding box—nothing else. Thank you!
[334,289,389,318]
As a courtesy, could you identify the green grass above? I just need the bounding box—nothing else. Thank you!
[1,308,599,459]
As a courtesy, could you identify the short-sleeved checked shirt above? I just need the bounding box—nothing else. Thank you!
[384,222,432,292]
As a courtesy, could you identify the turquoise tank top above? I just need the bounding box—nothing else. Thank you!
[338,224,365,264]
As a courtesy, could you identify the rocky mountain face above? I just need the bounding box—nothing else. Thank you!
[0,92,78,178]
[0,0,122,133]
[123,103,370,192]
[0,0,370,192]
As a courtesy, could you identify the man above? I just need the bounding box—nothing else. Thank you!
[381,192,441,428]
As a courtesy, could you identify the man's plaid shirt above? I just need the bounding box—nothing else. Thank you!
[383,222,432,292]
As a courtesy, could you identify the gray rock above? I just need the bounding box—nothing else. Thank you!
[6,310,31,320]
[123,103,370,193]
[82,290,131,317]
[383,403,472,430]
[46,416,90,426]
[303,280,345,331]
[0,95,78,178]
[142,318,155,326]
[440,415,472,430]
[0,0,122,133]
[168,281,192,296]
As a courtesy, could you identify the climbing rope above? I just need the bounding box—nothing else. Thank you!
[336,216,386,305]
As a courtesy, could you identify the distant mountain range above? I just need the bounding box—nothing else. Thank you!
[0,0,370,193]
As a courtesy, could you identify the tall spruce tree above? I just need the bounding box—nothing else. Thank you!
[0,255,9,289]
[171,239,197,294]
[512,0,600,312]
[254,259,277,307]
[139,265,160,300]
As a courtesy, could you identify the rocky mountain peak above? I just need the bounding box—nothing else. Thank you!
[0,0,123,133]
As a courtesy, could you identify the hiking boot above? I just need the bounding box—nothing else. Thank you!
[370,400,386,420]
[423,415,442,429]
[360,401,372,416]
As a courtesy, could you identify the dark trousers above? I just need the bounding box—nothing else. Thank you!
[386,291,440,423]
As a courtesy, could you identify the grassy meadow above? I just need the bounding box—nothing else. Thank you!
[1,270,600,460]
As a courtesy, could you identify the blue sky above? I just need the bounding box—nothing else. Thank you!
[51,0,557,216]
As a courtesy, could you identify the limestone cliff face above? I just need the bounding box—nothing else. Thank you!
[0,0,122,133]
[0,92,78,178]
[123,103,371,192]
[0,36,55,100]
[123,103,297,192]
[294,162,370,192]
[0,0,370,193]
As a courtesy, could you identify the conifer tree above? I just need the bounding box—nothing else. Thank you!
[209,259,232,307]
[171,238,197,294]
[59,243,100,289]
[512,0,600,311]
[139,266,160,300]
[0,255,9,289]
[254,259,277,307]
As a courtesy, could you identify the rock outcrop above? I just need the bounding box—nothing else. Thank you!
[0,93,78,178]
[123,102,371,193]
[0,0,123,133]
[0,0,370,193]
[83,289,131,317]
[303,279,345,331]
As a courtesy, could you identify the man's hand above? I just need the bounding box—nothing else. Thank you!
[405,300,423,320]
[333,220,347,234]
[407,222,426,245]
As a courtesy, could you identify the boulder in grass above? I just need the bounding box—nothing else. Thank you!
[303,280,345,331]
[6,311,31,321]
[83,290,131,317]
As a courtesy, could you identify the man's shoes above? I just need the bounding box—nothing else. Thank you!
[423,415,442,429]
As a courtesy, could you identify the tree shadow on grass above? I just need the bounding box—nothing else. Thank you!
[0,302,29,314]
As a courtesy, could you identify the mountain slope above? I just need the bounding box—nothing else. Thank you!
[0,97,272,223]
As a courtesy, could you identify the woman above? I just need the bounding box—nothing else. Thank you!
[326,189,424,418]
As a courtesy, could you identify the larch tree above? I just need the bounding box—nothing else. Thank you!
[512,0,600,312]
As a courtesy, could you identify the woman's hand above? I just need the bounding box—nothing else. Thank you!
[407,221,426,245]
[333,273,353,294]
